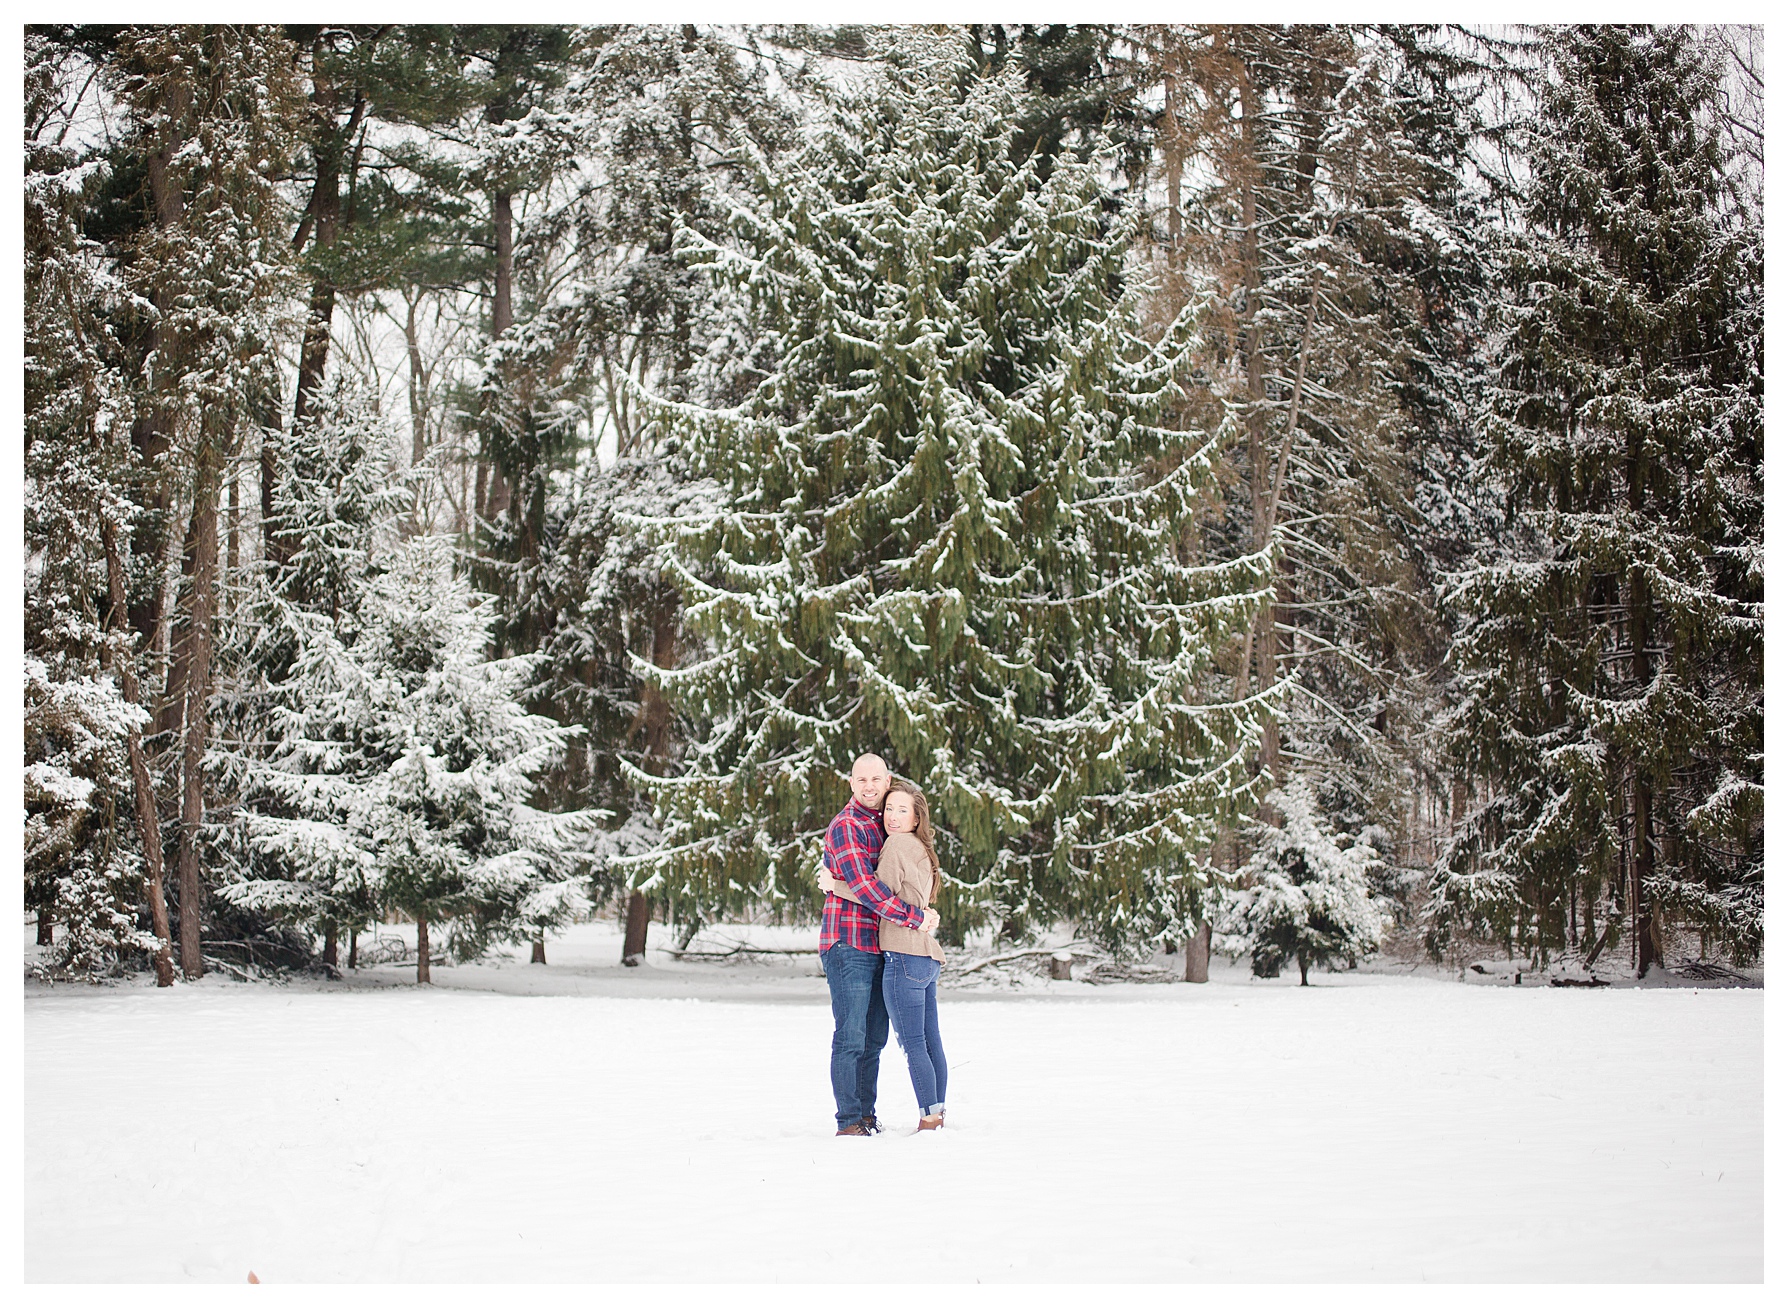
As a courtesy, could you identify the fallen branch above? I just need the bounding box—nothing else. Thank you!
[956,942,1098,975]
[199,952,253,983]
[666,943,815,959]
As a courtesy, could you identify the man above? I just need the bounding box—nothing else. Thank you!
[818,753,940,1136]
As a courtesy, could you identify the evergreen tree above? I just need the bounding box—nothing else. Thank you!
[1163,26,1489,806]
[619,32,1272,948]
[91,25,306,977]
[228,536,594,982]
[1434,26,1763,972]
[211,381,409,968]
[1129,25,1509,963]
[513,25,797,958]
[526,455,722,923]
[967,24,1154,181]
[1216,778,1388,984]
[275,25,488,560]
[23,658,158,976]
[24,31,175,980]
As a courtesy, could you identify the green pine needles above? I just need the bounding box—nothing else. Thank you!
[1434,27,1763,967]
[618,35,1274,945]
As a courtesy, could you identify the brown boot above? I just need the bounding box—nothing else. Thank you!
[917,1114,943,1131]
[835,1122,870,1136]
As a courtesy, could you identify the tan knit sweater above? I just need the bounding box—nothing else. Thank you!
[875,832,945,962]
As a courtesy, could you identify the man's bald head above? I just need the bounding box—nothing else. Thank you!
[850,754,891,811]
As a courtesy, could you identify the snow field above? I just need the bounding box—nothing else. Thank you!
[24,971,1760,1282]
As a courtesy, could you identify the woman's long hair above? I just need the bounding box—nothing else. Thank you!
[886,779,942,900]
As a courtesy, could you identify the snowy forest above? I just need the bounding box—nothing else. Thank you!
[23,23,1764,988]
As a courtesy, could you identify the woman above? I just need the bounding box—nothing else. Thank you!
[820,780,948,1130]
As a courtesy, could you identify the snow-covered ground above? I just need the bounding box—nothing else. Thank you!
[24,921,1761,1282]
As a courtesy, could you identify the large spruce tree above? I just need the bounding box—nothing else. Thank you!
[618,33,1273,946]
[1434,26,1763,972]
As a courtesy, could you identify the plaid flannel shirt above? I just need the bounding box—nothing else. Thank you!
[819,798,925,953]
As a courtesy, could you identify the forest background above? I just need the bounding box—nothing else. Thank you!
[21,23,1764,988]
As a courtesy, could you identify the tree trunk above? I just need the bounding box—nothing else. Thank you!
[226,473,239,591]
[482,189,514,521]
[492,190,514,338]
[404,291,429,465]
[1297,952,1309,986]
[154,497,204,741]
[1627,430,1658,978]
[1163,62,1183,262]
[1634,775,1659,976]
[1229,57,1283,784]
[416,914,431,984]
[130,72,189,663]
[347,930,358,970]
[174,479,219,980]
[641,595,679,761]
[102,522,175,986]
[37,908,53,947]
[622,892,651,966]
[1583,919,1614,969]
[1184,920,1212,983]
[530,937,547,965]
[322,923,339,969]
[620,593,682,965]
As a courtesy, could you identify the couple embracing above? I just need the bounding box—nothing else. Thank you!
[815,754,949,1137]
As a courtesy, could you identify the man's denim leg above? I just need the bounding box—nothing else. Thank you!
[857,955,888,1121]
[822,943,886,1128]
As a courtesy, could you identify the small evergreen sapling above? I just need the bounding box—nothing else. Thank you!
[1218,780,1389,985]
[233,537,594,982]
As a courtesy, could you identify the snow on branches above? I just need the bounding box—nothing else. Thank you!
[616,32,1273,945]
[1216,779,1389,985]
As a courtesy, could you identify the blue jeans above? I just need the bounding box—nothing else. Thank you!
[881,951,947,1114]
[822,943,888,1127]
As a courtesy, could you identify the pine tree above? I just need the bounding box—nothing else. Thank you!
[230,536,594,982]
[510,25,798,959]
[210,381,409,968]
[1216,778,1388,984]
[276,25,483,561]
[93,25,307,977]
[618,32,1272,948]
[1161,26,1489,806]
[1434,26,1763,972]
[24,32,175,980]
[966,24,1154,181]
[23,659,159,976]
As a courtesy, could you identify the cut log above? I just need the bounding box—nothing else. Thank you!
[1049,950,1074,980]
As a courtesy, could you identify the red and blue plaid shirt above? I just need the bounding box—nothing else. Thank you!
[819,798,925,953]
